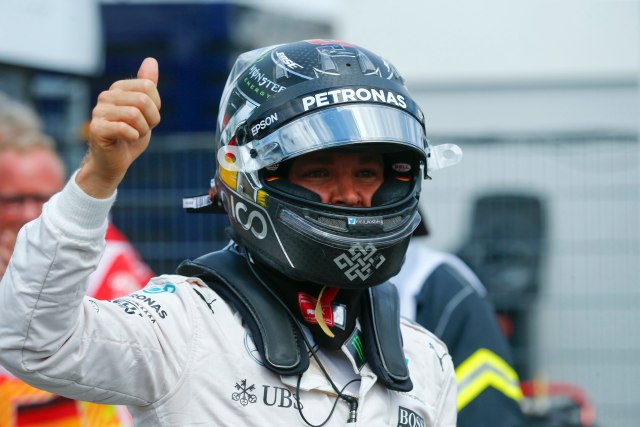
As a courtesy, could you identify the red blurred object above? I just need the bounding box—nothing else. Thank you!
[496,313,514,338]
[520,379,597,427]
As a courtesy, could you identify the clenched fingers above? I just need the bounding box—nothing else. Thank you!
[92,86,160,145]
[109,78,161,111]
[94,90,160,134]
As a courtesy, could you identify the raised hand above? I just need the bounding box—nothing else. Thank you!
[77,58,161,199]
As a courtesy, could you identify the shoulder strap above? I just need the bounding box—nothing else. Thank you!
[177,247,412,391]
[176,247,309,376]
[361,283,413,392]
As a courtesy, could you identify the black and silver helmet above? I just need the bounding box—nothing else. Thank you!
[207,40,461,289]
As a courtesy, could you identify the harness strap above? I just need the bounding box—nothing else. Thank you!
[362,284,413,391]
[177,246,412,391]
[177,247,309,375]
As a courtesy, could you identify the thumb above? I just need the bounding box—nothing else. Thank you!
[137,57,159,86]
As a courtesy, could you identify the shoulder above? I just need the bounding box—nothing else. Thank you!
[400,316,448,353]
[415,262,499,343]
[110,274,225,322]
[399,317,456,404]
[409,241,486,297]
[393,240,487,318]
[414,249,492,317]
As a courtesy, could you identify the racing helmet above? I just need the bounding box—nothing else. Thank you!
[209,40,461,289]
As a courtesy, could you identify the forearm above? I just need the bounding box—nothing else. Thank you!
[0,175,190,406]
[0,57,163,405]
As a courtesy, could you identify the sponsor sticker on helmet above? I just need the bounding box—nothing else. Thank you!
[245,65,287,94]
[275,51,303,70]
[301,87,407,112]
[233,198,268,240]
[347,217,384,227]
[392,162,412,173]
[250,112,279,136]
[333,243,386,281]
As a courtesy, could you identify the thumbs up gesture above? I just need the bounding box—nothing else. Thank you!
[77,58,161,198]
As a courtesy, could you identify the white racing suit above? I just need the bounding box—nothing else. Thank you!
[0,222,152,427]
[0,176,456,426]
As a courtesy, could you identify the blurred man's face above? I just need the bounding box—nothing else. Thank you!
[0,148,65,235]
[288,150,384,207]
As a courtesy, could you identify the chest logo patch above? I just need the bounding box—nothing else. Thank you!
[232,379,257,406]
[398,406,425,427]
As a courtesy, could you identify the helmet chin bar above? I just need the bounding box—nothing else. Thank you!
[277,206,420,250]
[220,180,421,289]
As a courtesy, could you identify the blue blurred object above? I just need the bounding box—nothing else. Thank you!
[92,3,240,273]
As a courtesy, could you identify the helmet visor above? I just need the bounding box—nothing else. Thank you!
[217,104,427,173]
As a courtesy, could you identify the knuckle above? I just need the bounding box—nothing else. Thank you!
[89,120,100,133]
[136,94,150,108]
[97,90,111,103]
[116,122,137,141]
[151,114,161,127]
[137,116,150,131]
[116,121,130,133]
[141,79,154,92]
[124,106,139,121]
[109,79,126,90]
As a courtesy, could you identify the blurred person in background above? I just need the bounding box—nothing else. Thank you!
[0,92,153,426]
[0,40,461,426]
[392,212,525,426]
[0,92,43,140]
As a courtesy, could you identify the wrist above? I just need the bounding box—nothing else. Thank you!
[75,155,124,199]
[45,170,116,240]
